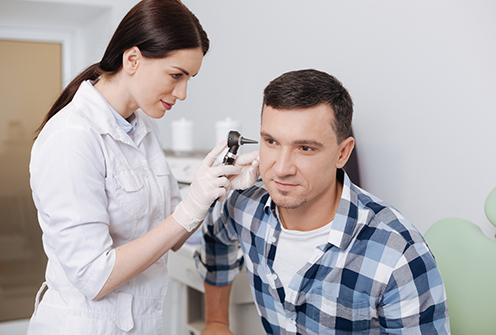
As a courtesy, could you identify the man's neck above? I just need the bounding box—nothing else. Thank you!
[278,181,343,232]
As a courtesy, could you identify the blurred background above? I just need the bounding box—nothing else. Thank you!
[0,0,495,332]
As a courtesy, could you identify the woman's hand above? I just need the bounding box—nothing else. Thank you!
[229,151,259,190]
[173,141,241,232]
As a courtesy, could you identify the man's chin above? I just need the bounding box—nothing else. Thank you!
[271,194,307,210]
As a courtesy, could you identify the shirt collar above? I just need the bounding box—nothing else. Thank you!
[328,169,359,250]
[87,80,138,138]
[73,81,151,146]
[264,169,359,251]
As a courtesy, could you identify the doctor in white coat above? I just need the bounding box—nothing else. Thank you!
[27,0,259,334]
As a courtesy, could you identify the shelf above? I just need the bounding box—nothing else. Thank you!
[186,320,205,335]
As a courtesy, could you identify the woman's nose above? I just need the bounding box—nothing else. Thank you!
[172,81,188,101]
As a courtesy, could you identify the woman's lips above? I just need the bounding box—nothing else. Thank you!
[161,100,173,110]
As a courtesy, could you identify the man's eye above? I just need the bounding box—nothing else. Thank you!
[301,146,312,152]
[266,139,276,145]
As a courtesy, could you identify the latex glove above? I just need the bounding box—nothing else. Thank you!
[229,151,260,190]
[173,141,241,232]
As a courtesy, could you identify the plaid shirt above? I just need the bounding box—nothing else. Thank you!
[195,170,450,334]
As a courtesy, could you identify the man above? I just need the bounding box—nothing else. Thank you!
[195,69,449,334]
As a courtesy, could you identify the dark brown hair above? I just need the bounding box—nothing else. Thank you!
[37,0,209,133]
[262,69,353,143]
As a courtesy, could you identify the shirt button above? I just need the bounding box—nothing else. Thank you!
[271,236,277,243]
[272,274,278,281]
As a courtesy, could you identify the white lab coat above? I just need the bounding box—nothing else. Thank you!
[27,81,182,334]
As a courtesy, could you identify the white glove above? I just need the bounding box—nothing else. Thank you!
[229,151,260,190]
[173,141,241,231]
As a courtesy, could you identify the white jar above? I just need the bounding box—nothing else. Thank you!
[171,117,194,153]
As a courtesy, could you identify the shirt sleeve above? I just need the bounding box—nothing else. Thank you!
[378,241,450,334]
[31,127,115,300]
[194,196,244,286]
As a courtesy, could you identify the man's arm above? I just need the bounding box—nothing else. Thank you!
[379,242,450,333]
[201,282,234,335]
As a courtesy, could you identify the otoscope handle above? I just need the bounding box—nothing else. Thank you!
[210,156,236,208]
[210,130,258,209]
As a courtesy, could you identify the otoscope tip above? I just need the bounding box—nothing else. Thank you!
[240,137,258,145]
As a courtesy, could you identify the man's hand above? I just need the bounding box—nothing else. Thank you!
[202,282,233,335]
[201,321,234,335]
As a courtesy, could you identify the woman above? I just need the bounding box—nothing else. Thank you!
[27,0,259,333]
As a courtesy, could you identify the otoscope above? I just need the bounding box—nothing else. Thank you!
[211,130,258,207]
[223,130,258,164]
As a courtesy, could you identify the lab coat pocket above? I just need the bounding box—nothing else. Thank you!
[149,155,171,178]
[149,155,172,213]
[62,292,134,334]
[63,313,117,334]
[116,292,134,332]
[113,169,147,218]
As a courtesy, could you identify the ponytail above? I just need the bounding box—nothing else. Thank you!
[36,63,101,135]
[36,0,209,135]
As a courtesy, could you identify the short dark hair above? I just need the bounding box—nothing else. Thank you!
[262,69,353,143]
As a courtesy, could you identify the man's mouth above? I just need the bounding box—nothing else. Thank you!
[274,180,298,191]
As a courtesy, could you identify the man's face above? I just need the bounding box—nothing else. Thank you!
[259,105,351,211]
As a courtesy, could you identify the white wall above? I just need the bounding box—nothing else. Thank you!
[1,0,494,332]
[3,0,495,237]
[157,0,496,237]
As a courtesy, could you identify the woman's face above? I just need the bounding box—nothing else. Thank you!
[129,47,204,119]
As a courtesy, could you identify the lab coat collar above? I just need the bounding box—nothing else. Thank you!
[73,81,152,147]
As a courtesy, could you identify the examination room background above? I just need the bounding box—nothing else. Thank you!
[172,0,496,239]
[0,0,495,322]
[1,0,495,244]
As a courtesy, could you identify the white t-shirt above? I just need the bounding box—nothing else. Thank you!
[273,209,332,291]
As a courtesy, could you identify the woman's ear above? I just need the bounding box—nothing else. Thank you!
[122,46,142,75]
[336,136,355,169]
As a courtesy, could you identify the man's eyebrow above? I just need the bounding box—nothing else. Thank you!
[260,131,272,138]
[260,131,323,148]
[293,139,323,148]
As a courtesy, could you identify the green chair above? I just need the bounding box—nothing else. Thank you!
[424,187,496,335]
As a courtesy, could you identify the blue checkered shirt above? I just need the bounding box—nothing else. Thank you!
[195,171,450,334]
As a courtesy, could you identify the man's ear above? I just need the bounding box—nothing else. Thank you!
[122,46,142,75]
[336,136,355,169]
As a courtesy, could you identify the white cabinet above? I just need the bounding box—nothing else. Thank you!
[163,242,265,335]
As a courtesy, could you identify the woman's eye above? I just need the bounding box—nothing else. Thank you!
[171,73,182,79]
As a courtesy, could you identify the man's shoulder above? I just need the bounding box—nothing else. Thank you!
[352,185,425,247]
[229,179,270,208]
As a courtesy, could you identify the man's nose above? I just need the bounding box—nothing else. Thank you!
[273,149,297,177]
